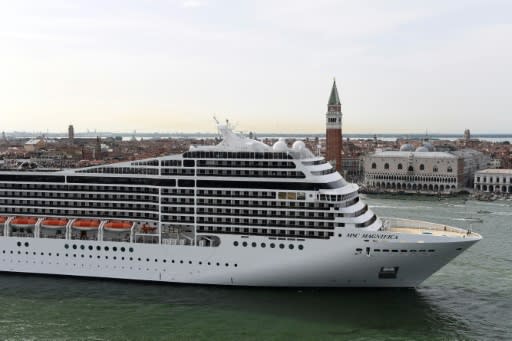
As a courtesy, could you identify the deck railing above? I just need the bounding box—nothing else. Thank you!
[380,217,468,234]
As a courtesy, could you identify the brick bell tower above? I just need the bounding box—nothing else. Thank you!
[326,79,343,171]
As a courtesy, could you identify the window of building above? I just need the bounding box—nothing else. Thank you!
[397,164,403,170]
[433,166,438,173]
[371,163,376,169]
[420,164,425,171]
[408,166,414,172]
[384,163,389,170]
[447,166,453,173]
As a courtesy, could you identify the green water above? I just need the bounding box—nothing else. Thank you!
[0,196,510,340]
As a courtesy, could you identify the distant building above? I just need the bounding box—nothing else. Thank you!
[325,79,343,171]
[24,139,45,152]
[363,143,488,194]
[68,125,75,141]
[474,169,512,194]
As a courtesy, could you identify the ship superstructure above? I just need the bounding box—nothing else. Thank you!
[0,123,481,287]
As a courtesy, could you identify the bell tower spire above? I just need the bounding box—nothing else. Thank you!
[325,78,343,172]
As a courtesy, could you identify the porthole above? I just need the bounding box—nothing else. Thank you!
[129,247,134,252]
[155,259,158,263]
[138,257,141,261]
[279,244,285,249]
[180,260,183,264]
[96,246,101,251]
[81,254,84,258]
[65,244,69,249]
[89,255,92,258]
[88,246,93,250]
[80,245,85,250]
[216,262,220,266]
[208,262,211,265]
[25,251,28,255]
[225,263,229,267]
[113,247,117,252]
[146,258,150,262]
[73,254,76,258]
[97,255,100,259]
[270,243,275,248]
[298,245,304,250]
[199,261,202,265]
[289,244,294,250]
[121,247,126,252]
[105,246,109,251]
[189,260,192,264]
[251,242,256,247]
[122,257,125,260]
[163,259,166,263]
[114,256,117,260]
[233,241,239,247]
[17,242,21,247]
[242,242,248,247]
[130,257,133,261]
[234,264,238,267]
[261,243,266,248]
[105,256,109,259]
[72,244,77,249]
[24,242,29,247]
[171,260,175,263]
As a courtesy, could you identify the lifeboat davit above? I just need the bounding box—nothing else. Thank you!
[41,218,68,229]
[11,216,37,227]
[72,219,100,231]
[104,220,133,232]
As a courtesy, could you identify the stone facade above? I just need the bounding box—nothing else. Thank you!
[474,169,512,194]
[364,148,487,194]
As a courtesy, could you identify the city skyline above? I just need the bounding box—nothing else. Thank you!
[1,0,511,134]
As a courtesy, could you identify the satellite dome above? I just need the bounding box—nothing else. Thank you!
[273,138,288,152]
[292,140,305,151]
[415,146,429,152]
[400,144,414,151]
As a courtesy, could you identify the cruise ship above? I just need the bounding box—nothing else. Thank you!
[0,121,481,287]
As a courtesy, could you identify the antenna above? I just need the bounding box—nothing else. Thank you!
[213,115,219,124]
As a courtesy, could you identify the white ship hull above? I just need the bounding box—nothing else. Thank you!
[0,229,479,287]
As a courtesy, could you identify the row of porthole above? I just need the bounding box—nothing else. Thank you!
[15,241,135,254]
[233,241,304,250]
[3,250,238,267]
[64,244,134,253]
[356,248,436,253]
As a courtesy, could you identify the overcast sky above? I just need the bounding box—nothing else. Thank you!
[0,0,510,134]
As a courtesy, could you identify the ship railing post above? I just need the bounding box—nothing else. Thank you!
[129,222,135,244]
[67,219,76,240]
[194,163,197,247]
[158,187,162,245]
[99,220,106,241]
[34,217,43,238]
[5,216,14,237]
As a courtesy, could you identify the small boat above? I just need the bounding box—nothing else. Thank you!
[41,218,68,229]
[72,219,100,231]
[104,220,133,232]
[11,216,37,227]
[141,224,157,233]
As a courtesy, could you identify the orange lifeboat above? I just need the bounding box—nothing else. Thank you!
[72,219,100,231]
[141,224,157,233]
[11,216,37,227]
[41,218,68,229]
[104,220,133,232]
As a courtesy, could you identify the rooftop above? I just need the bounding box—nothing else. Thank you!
[476,169,512,174]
